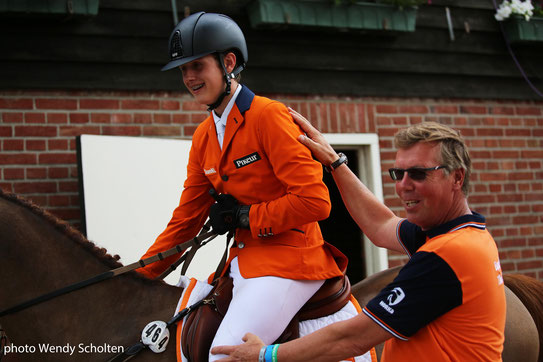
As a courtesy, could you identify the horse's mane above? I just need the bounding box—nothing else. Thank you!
[0,188,161,284]
[504,273,543,362]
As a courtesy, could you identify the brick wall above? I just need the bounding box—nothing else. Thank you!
[1,90,542,279]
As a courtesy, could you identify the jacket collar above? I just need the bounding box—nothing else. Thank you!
[425,211,486,239]
[206,85,255,156]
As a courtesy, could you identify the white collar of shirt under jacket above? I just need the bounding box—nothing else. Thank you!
[212,84,243,149]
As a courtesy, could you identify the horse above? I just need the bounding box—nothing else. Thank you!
[1,189,542,361]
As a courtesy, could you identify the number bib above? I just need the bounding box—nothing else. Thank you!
[141,321,170,353]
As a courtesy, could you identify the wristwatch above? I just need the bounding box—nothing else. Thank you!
[325,152,348,173]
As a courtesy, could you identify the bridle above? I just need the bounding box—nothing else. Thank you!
[0,224,217,319]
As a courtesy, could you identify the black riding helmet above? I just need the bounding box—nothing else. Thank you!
[162,12,248,111]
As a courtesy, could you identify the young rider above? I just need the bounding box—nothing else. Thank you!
[137,12,348,361]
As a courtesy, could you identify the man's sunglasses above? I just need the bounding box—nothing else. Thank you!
[388,165,446,181]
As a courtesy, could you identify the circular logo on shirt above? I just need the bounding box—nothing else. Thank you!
[387,287,406,306]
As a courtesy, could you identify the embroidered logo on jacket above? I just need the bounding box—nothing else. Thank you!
[204,168,217,175]
[233,152,261,169]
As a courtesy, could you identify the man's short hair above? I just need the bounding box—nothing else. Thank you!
[394,122,472,195]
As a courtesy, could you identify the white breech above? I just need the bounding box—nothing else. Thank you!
[209,257,324,361]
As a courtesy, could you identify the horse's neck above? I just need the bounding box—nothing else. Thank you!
[0,197,181,360]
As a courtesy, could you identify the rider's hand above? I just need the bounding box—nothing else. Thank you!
[209,193,250,235]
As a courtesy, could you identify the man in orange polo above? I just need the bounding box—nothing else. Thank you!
[213,118,506,361]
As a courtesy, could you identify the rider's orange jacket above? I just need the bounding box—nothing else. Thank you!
[139,86,346,280]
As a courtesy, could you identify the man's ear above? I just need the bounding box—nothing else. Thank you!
[223,52,237,75]
[452,168,465,190]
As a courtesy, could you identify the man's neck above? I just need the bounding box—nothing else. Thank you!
[214,82,239,117]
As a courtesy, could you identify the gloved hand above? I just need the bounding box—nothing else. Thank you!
[209,193,250,235]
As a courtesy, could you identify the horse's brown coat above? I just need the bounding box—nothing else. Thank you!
[1,189,542,361]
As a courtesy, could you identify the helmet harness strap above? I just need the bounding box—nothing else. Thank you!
[207,53,233,112]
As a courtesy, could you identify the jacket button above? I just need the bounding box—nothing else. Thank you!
[222,175,229,181]
[238,242,245,249]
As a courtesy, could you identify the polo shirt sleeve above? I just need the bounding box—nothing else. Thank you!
[397,219,427,256]
[363,251,463,339]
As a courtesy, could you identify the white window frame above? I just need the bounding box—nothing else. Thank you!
[324,133,389,275]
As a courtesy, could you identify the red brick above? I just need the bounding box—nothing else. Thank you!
[432,105,458,114]
[121,100,159,110]
[515,106,541,116]
[154,114,172,124]
[58,181,78,192]
[183,125,198,136]
[517,260,543,270]
[39,153,76,164]
[375,104,398,113]
[26,140,46,151]
[25,113,46,123]
[182,101,207,111]
[13,181,57,193]
[190,113,207,123]
[91,113,111,123]
[59,126,101,136]
[4,168,24,180]
[3,139,24,151]
[522,150,543,159]
[460,105,487,114]
[476,127,504,137]
[49,208,80,222]
[111,114,132,123]
[27,168,47,179]
[399,105,429,114]
[2,112,23,123]
[102,126,141,136]
[48,139,69,150]
[49,195,72,207]
[15,125,57,137]
[36,99,77,110]
[492,150,520,158]
[512,215,539,224]
[47,113,68,124]
[143,126,181,136]
[0,153,37,165]
[508,172,534,181]
[0,126,13,137]
[490,106,515,115]
[80,99,120,109]
[135,113,153,124]
[479,172,507,181]
[161,100,180,110]
[48,167,69,178]
[0,98,33,109]
[69,113,89,124]
[505,128,531,137]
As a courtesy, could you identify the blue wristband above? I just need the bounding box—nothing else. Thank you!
[264,344,274,362]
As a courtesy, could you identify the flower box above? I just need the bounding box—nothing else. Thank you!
[503,16,543,43]
[0,0,99,16]
[247,0,417,32]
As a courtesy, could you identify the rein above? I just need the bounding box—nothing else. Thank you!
[0,227,217,318]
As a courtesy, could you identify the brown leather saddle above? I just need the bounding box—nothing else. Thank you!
[181,274,351,361]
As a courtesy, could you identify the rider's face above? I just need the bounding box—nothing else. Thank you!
[180,55,224,106]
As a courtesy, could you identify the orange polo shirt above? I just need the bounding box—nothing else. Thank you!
[363,212,505,361]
